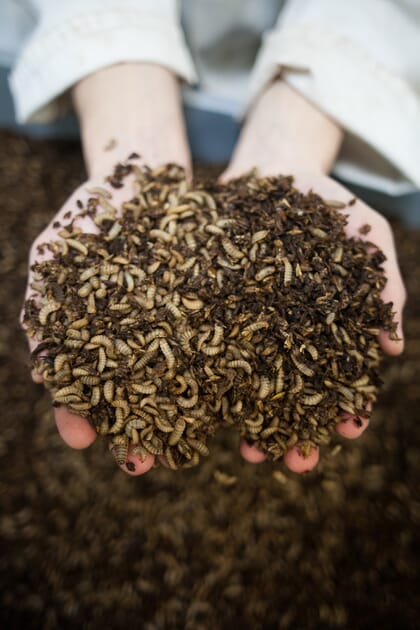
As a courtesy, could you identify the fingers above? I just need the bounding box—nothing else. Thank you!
[118,447,155,476]
[335,412,370,439]
[54,406,155,476]
[239,439,267,463]
[342,202,406,357]
[240,407,371,472]
[283,445,320,473]
[54,406,97,449]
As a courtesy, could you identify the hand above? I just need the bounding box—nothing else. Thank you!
[222,79,405,473]
[21,173,157,476]
[21,62,191,476]
[222,169,406,473]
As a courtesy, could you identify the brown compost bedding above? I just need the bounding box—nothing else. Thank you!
[0,132,418,630]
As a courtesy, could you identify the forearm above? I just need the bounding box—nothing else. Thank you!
[227,80,344,178]
[72,63,191,180]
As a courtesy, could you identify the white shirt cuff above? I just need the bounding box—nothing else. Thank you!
[9,7,197,124]
[246,25,420,189]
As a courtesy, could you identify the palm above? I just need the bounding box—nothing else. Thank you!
[235,173,406,473]
[22,177,155,476]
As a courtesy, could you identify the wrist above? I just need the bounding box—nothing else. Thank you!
[72,63,191,180]
[226,80,343,179]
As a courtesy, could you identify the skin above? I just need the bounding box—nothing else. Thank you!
[22,65,406,476]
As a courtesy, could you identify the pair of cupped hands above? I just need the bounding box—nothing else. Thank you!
[22,159,406,477]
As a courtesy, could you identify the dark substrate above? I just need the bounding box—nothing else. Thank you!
[0,131,419,630]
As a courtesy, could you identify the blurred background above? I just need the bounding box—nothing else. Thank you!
[0,131,419,629]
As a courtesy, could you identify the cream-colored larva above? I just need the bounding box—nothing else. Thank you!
[112,399,130,417]
[94,211,117,226]
[255,266,276,282]
[245,417,264,429]
[301,393,324,406]
[201,344,223,356]
[54,353,68,373]
[155,416,174,433]
[340,327,352,346]
[77,283,92,299]
[205,224,224,236]
[178,257,197,273]
[221,237,244,260]
[305,344,319,361]
[90,335,113,350]
[166,302,183,319]
[96,347,106,374]
[210,324,224,346]
[168,418,186,446]
[53,393,82,404]
[164,447,178,470]
[131,382,157,395]
[188,438,209,457]
[176,393,199,409]
[184,232,197,250]
[181,296,204,310]
[108,408,126,434]
[90,386,101,407]
[288,373,303,396]
[257,376,271,399]
[213,470,238,486]
[283,257,293,285]
[114,339,132,356]
[351,375,370,388]
[291,354,314,377]
[251,230,269,244]
[110,435,129,466]
[39,300,60,325]
[338,400,356,414]
[325,199,346,209]
[86,186,112,199]
[275,365,285,394]
[326,312,336,325]
[226,360,252,375]
[105,221,122,241]
[66,238,88,256]
[260,427,280,439]
[63,338,84,349]
[109,303,131,312]
[143,439,164,456]
[79,375,101,386]
[336,384,354,401]
[87,293,96,314]
[149,228,173,243]
[125,417,146,433]
[67,402,92,413]
[79,268,98,282]
[241,321,269,336]
[99,264,119,276]
[103,380,115,403]
[159,338,175,370]
[54,384,83,398]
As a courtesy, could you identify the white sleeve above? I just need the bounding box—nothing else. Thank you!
[247,0,420,190]
[9,0,197,124]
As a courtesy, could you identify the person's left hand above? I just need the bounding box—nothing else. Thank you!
[221,169,406,473]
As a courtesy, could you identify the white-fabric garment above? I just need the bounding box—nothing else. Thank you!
[4,0,420,194]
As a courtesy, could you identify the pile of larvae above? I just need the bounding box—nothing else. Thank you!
[24,162,398,470]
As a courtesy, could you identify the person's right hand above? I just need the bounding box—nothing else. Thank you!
[21,173,155,476]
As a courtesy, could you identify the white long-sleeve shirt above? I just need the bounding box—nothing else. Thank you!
[3,0,420,194]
